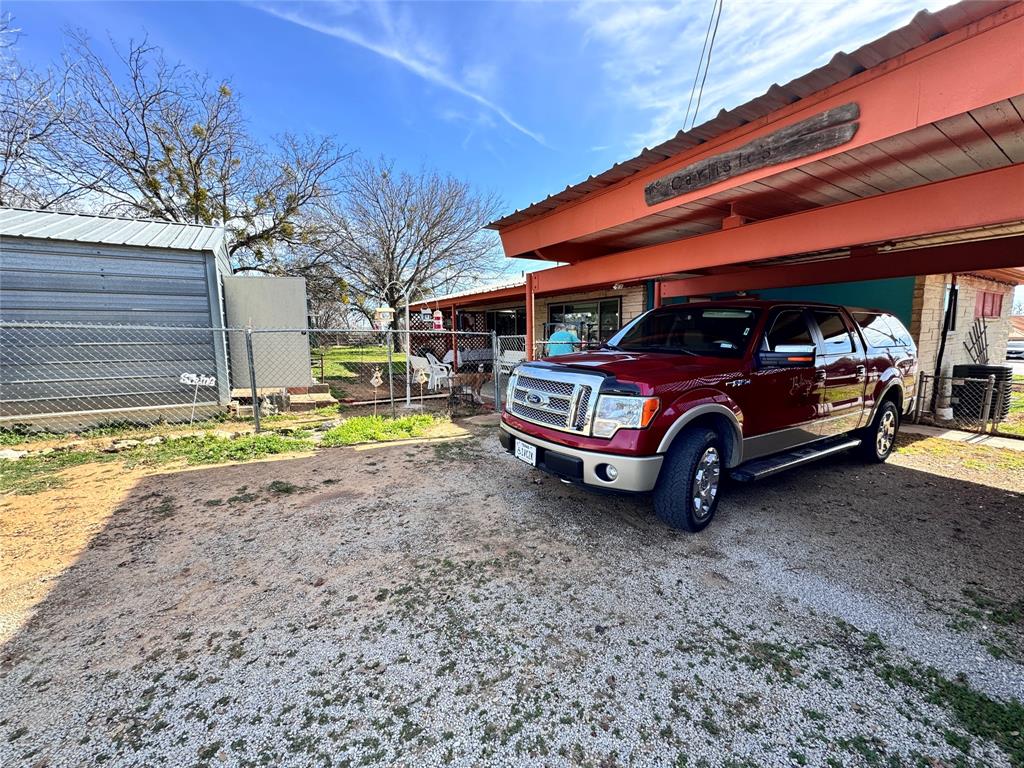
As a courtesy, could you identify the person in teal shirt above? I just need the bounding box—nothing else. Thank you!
[546,324,580,356]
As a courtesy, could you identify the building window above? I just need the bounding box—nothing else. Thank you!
[547,298,621,343]
[483,308,526,335]
[975,291,1003,319]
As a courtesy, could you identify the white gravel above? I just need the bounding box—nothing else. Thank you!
[1,415,1022,767]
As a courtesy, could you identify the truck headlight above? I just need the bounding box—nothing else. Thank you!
[505,374,518,412]
[592,395,659,438]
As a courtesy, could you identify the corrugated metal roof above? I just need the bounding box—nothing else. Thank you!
[409,276,528,307]
[0,208,226,253]
[489,0,1015,231]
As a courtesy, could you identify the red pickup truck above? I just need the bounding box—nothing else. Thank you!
[499,300,917,531]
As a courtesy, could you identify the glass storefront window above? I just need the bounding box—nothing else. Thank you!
[547,298,621,343]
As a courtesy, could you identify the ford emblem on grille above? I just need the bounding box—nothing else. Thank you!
[526,392,546,405]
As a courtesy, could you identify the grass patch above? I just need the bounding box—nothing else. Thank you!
[1,433,314,496]
[895,434,1024,472]
[121,433,313,468]
[862,631,1024,766]
[319,414,445,447]
[0,449,115,494]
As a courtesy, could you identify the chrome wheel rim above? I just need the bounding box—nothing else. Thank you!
[876,409,896,456]
[692,446,720,521]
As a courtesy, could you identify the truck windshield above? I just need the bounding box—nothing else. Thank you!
[608,307,759,358]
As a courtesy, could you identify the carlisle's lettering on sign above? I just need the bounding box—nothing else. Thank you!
[644,103,860,206]
[179,372,217,387]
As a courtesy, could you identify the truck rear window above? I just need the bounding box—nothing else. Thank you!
[852,311,914,349]
[609,307,759,358]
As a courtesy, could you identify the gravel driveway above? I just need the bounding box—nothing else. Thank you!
[2,415,1022,768]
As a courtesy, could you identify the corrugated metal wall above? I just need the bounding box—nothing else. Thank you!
[0,237,229,427]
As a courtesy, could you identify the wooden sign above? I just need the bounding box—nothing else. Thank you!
[644,103,860,206]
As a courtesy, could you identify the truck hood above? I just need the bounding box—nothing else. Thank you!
[527,350,735,384]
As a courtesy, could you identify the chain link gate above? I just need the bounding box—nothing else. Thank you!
[495,334,528,410]
[913,372,1015,434]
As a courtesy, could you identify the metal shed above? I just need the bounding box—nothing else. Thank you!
[0,208,231,429]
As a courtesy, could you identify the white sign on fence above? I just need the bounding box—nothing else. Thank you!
[179,372,217,387]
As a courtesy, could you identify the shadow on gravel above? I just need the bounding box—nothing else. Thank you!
[1,435,1021,765]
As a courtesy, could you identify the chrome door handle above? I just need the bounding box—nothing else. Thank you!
[855,365,867,378]
[814,370,827,382]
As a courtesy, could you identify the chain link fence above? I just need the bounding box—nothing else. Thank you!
[913,371,1018,436]
[0,322,505,437]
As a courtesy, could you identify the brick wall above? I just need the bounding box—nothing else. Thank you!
[911,273,1015,376]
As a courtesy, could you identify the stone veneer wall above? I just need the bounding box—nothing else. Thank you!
[910,273,1015,377]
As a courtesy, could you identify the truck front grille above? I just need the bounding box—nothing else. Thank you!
[509,366,602,435]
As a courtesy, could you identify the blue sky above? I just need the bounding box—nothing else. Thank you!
[18,0,1017,304]
[6,1,947,216]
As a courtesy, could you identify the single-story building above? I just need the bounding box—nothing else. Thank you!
[411,0,1024,380]
[0,208,232,428]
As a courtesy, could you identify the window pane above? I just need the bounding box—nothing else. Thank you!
[766,310,812,351]
[812,311,853,354]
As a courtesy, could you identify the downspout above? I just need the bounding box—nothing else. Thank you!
[930,273,957,411]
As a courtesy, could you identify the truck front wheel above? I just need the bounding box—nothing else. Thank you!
[653,428,722,532]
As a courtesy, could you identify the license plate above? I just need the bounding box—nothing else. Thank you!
[514,439,537,466]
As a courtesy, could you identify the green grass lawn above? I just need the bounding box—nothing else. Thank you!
[311,345,406,379]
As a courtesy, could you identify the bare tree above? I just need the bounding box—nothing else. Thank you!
[0,15,81,208]
[25,30,350,263]
[324,156,504,322]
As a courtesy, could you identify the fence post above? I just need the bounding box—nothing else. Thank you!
[980,374,995,433]
[386,329,396,419]
[921,370,929,423]
[491,331,501,412]
[245,328,261,433]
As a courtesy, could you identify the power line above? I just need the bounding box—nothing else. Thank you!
[684,0,724,132]
[683,0,717,131]
[687,0,724,131]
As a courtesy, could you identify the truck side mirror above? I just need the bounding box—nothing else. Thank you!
[757,344,817,368]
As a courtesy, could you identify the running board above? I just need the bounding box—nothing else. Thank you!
[730,437,862,482]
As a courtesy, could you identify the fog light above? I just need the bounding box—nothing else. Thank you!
[604,464,618,481]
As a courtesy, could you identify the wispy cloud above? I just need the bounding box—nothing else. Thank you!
[257,2,546,147]
[574,0,946,152]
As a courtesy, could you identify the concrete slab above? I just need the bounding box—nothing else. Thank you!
[902,423,1024,452]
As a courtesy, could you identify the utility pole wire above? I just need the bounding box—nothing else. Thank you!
[682,0,718,132]
[690,0,724,131]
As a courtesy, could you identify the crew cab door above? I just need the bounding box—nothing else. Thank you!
[808,309,868,436]
[743,308,823,459]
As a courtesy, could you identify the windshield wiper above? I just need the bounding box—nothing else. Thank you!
[622,345,698,356]
[600,342,621,351]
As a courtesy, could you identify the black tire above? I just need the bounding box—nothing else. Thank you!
[653,428,723,532]
[858,400,900,463]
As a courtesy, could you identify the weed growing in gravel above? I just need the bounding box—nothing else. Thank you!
[859,630,1024,766]
[268,480,299,494]
[319,414,445,446]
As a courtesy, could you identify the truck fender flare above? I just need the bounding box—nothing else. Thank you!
[657,403,744,465]
[866,373,905,423]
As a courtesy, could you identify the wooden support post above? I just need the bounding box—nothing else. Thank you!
[450,305,458,367]
[525,272,536,361]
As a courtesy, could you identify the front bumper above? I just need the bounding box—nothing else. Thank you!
[499,423,663,493]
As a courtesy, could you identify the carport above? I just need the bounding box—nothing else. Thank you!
[487,1,1024,371]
